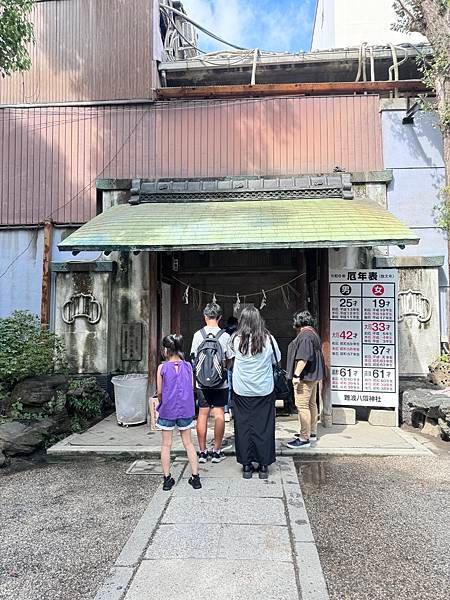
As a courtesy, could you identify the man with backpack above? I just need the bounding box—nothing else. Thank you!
[191,302,233,464]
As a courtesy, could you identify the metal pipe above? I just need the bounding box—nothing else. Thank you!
[369,46,376,82]
[251,49,259,86]
[362,43,367,82]
[355,43,363,82]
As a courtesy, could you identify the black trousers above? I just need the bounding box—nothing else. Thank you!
[233,391,276,466]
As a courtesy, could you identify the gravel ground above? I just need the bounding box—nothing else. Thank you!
[0,458,160,600]
[296,453,450,600]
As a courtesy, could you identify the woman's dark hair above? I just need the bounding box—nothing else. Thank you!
[203,302,222,320]
[162,334,184,358]
[236,306,269,356]
[293,310,316,329]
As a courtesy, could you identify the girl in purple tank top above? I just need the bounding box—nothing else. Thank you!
[156,334,201,491]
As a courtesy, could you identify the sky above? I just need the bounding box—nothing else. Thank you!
[180,0,316,54]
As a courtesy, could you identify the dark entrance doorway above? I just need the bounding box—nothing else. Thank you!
[161,249,321,364]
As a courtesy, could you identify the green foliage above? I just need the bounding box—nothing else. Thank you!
[0,0,35,78]
[64,377,107,432]
[439,353,450,363]
[433,185,450,230]
[0,311,67,388]
[9,399,41,421]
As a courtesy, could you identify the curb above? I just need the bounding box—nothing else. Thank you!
[279,457,330,600]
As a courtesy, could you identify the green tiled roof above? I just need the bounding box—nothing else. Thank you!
[59,199,419,251]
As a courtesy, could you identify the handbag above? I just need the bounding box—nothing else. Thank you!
[269,337,290,399]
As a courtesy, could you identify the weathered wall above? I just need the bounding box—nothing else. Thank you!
[0,0,156,105]
[397,267,441,376]
[0,95,383,225]
[108,252,150,375]
[53,270,111,373]
[381,100,449,341]
[0,229,43,318]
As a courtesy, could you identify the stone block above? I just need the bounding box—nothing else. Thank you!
[124,559,299,600]
[421,418,442,438]
[332,407,356,425]
[10,375,68,407]
[368,409,397,427]
[438,418,450,440]
[162,496,286,525]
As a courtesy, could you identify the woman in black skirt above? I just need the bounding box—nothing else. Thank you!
[229,306,281,479]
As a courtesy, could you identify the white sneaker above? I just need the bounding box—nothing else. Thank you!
[224,412,231,422]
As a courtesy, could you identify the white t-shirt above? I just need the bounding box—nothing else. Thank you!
[230,334,281,397]
[190,326,232,389]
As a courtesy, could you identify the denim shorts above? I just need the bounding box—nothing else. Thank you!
[156,417,195,431]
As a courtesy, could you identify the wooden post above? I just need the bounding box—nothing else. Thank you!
[171,281,181,334]
[40,220,53,327]
[319,248,332,428]
[148,252,159,397]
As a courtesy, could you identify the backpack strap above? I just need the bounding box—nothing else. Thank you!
[200,328,208,340]
[215,329,225,340]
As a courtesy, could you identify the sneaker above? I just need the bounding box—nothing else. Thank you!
[198,451,209,464]
[295,433,318,442]
[285,438,311,449]
[224,412,231,423]
[211,451,226,463]
[209,439,233,452]
[163,475,175,491]
[188,474,202,490]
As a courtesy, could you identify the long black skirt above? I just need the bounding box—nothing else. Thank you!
[233,391,276,466]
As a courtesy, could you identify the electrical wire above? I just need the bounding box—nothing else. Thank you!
[0,110,148,281]
[159,3,248,51]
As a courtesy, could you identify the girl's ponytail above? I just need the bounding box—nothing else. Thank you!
[162,334,184,359]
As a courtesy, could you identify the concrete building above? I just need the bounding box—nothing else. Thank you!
[311,0,427,50]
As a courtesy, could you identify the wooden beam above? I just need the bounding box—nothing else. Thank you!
[157,80,429,100]
[40,220,53,327]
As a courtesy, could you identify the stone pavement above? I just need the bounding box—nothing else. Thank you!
[94,457,329,600]
[47,414,433,459]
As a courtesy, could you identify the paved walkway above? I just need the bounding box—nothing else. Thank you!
[94,457,329,600]
[48,414,433,458]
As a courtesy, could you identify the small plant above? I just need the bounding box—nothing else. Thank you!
[9,400,44,422]
[0,311,67,389]
[64,377,107,433]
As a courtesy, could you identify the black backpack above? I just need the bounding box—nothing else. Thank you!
[194,329,227,389]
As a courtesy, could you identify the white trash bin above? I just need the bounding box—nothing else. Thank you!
[112,374,148,426]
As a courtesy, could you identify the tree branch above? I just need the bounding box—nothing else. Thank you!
[396,0,417,24]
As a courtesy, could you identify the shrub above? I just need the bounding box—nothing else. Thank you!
[65,377,107,432]
[0,311,67,388]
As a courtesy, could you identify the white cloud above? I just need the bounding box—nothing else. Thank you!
[180,0,315,53]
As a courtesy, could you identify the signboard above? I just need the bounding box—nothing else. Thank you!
[329,269,398,408]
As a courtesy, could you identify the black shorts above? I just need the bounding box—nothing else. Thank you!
[197,388,228,409]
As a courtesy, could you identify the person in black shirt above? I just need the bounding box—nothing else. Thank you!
[285,311,325,449]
